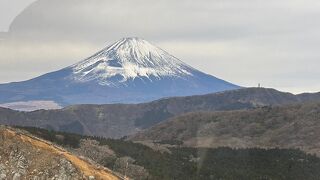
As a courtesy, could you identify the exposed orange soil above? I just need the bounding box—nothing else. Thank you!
[3,129,122,180]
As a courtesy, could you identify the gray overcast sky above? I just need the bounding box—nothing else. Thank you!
[0,0,36,31]
[0,0,320,93]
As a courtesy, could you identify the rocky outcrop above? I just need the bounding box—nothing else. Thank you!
[0,126,121,180]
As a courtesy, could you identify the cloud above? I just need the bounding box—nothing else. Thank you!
[1,0,320,93]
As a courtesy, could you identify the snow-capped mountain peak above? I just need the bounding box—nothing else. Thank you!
[0,37,240,106]
[70,37,193,86]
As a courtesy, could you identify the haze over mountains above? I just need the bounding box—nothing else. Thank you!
[0,37,239,110]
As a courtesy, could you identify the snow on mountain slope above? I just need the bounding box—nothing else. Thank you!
[70,37,194,86]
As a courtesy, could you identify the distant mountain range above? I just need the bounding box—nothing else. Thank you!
[0,37,239,109]
[0,87,319,138]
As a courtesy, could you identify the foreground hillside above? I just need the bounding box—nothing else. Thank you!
[132,102,320,156]
[0,126,121,180]
[1,88,320,138]
[14,126,320,180]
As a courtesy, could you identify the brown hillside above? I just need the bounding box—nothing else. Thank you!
[131,102,320,156]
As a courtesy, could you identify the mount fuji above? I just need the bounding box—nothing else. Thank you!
[0,38,240,108]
